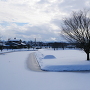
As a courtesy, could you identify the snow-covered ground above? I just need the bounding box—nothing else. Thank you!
[0,49,90,90]
[36,49,90,71]
[0,48,37,54]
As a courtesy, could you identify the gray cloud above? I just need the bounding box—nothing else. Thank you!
[0,22,59,41]
[0,0,90,41]
[58,0,88,12]
[37,0,49,4]
[16,24,59,41]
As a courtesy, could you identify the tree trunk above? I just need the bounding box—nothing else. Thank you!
[87,52,89,60]
[84,48,90,60]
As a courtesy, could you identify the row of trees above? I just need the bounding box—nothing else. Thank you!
[0,40,76,51]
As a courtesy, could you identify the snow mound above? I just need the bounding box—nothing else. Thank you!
[43,55,56,59]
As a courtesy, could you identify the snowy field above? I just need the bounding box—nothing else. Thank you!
[36,49,90,71]
[0,49,90,90]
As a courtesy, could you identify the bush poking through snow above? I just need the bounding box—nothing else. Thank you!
[43,55,56,59]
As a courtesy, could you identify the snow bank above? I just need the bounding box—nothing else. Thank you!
[42,65,90,71]
[35,49,90,71]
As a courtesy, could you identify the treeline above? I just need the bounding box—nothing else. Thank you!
[0,40,80,51]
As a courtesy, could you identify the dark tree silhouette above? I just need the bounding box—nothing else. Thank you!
[61,10,90,60]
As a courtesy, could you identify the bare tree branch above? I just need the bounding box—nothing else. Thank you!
[61,9,90,60]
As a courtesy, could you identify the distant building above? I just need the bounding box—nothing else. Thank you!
[5,38,27,49]
[8,38,22,44]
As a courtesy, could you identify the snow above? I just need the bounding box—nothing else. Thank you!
[0,49,90,90]
[36,49,90,71]
[0,48,37,54]
[43,55,56,59]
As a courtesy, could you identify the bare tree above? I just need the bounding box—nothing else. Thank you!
[61,10,90,60]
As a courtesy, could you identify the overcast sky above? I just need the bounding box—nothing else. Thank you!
[0,0,90,42]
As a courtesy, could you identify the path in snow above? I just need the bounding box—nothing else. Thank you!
[27,52,43,72]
